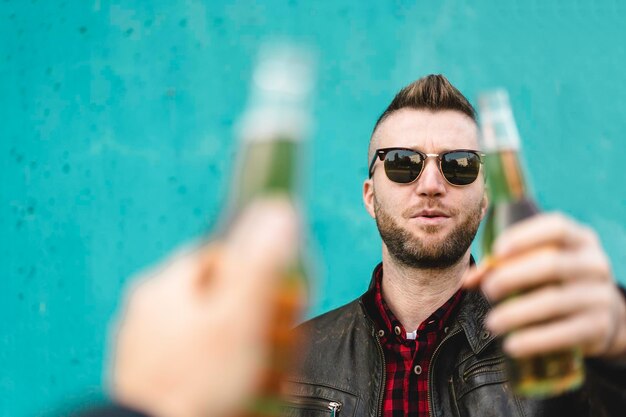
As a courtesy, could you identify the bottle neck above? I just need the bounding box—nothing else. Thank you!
[486,149,530,204]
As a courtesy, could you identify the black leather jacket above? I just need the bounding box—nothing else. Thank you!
[284,266,626,417]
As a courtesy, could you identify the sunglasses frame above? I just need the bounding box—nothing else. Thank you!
[368,147,485,186]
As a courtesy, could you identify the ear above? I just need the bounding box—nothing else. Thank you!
[363,179,376,219]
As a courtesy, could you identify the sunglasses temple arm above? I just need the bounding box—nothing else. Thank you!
[367,154,380,178]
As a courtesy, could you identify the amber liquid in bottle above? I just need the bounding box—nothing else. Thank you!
[479,91,584,398]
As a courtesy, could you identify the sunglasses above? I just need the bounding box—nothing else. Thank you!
[368,148,485,186]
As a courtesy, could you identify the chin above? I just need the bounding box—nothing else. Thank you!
[410,232,448,250]
[412,223,450,236]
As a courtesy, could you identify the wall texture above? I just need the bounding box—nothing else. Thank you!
[2,1,625,415]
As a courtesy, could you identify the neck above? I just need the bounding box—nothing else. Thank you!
[380,246,469,331]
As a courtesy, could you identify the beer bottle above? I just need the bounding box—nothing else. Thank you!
[478,89,584,398]
[226,43,315,416]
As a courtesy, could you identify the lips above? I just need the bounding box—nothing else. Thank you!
[402,203,455,223]
[406,208,452,226]
[415,209,450,218]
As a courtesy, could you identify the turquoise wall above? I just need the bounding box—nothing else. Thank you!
[2,1,625,415]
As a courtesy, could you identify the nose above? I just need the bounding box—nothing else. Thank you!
[414,158,447,196]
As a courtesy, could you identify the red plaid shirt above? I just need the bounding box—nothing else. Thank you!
[371,266,463,417]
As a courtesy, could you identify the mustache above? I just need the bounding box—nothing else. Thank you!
[402,201,459,218]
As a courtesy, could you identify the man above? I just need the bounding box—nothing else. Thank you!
[78,75,624,417]
[284,75,626,417]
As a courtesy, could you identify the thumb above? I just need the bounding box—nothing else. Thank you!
[213,197,300,303]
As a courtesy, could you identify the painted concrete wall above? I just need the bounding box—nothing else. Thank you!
[2,1,625,415]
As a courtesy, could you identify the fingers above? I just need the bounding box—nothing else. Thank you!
[215,197,300,302]
[502,307,615,358]
[495,283,626,358]
[463,257,495,289]
[464,213,611,299]
[491,212,596,257]
[478,245,609,302]
[225,197,299,272]
[486,281,614,336]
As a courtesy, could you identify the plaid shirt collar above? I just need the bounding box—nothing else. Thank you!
[368,262,464,417]
[371,263,462,341]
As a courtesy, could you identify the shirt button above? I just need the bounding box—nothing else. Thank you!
[377,329,385,337]
[444,326,449,334]
[394,326,402,336]
[414,365,423,375]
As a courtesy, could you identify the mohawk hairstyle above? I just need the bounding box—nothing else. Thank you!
[372,74,476,134]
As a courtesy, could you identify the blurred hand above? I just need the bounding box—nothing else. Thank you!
[464,213,626,360]
[109,198,299,417]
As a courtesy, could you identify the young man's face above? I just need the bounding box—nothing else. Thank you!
[363,108,488,269]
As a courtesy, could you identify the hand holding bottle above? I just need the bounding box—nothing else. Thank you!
[465,212,626,360]
[110,198,300,417]
[467,89,624,397]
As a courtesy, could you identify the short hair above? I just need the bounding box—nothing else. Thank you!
[369,75,476,160]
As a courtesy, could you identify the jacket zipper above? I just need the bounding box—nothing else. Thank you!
[374,330,387,417]
[428,328,462,417]
[286,397,342,416]
[328,401,342,417]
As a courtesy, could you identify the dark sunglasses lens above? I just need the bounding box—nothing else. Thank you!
[441,151,481,185]
[384,150,424,183]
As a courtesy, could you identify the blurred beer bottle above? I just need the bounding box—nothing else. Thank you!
[227,43,315,416]
[477,90,584,398]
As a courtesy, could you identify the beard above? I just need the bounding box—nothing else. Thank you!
[374,196,482,270]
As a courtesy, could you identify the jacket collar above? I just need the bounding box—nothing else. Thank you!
[363,258,497,354]
[453,289,498,354]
